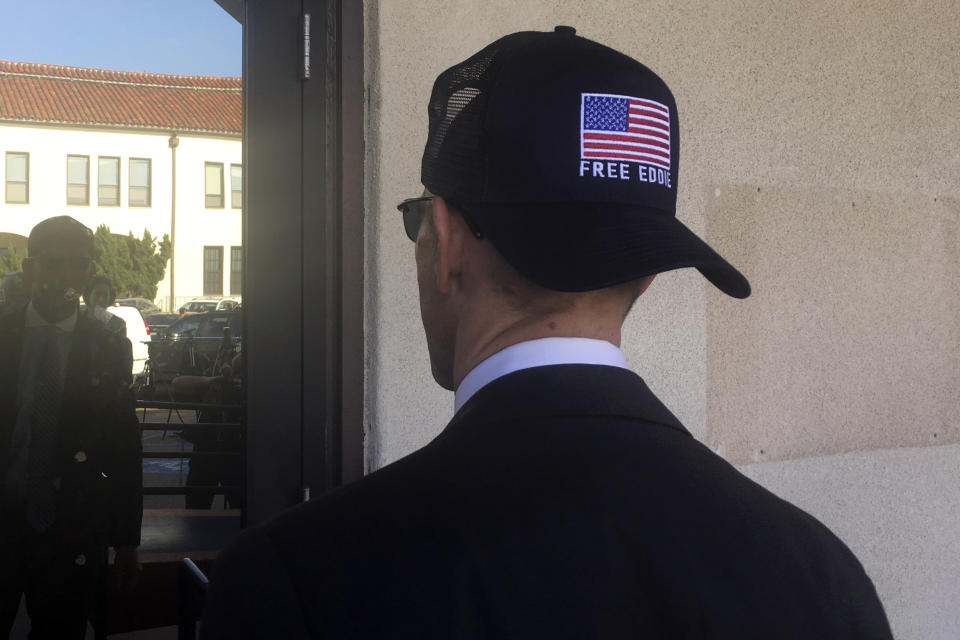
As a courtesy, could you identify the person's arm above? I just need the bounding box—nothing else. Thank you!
[103,335,143,549]
[95,332,143,590]
[114,545,142,591]
[172,374,219,400]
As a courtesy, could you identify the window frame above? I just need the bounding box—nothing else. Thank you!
[205,162,225,208]
[129,157,152,207]
[66,154,90,206]
[97,155,121,207]
[230,163,242,209]
[230,245,242,296]
[4,151,29,204]
[203,245,224,296]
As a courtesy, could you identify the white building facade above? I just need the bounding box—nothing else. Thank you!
[0,61,242,311]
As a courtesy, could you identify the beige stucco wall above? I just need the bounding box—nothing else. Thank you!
[363,2,959,638]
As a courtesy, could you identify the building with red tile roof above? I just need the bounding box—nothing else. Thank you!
[0,60,240,136]
[1,61,243,311]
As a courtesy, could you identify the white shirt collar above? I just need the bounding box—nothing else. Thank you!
[25,301,78,333]
[454,337,628,412]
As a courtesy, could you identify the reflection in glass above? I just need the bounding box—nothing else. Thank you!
[129,158,151,206]
[205,162,224,208]
[67,154,89,204]
[5,152,29,203]
[98,156,120,206]
[230,164,242,209]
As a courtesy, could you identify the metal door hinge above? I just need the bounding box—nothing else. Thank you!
[300,13,311,80]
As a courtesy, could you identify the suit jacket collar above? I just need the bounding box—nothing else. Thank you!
[0,306,101,445]
[445,364,690,438]
[454,338,628,412]
[3,303,97,408]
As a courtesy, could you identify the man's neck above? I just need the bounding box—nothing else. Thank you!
[30,300,78,326]
[452,308,624,390]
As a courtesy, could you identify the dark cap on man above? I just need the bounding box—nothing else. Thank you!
[421,26,750,298]
[28,215,95,258]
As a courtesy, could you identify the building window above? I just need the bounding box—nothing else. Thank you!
[98,156,120,206]
[230,164,242,209]
[203,246,224,295]
[5,152,28,204]
[129,158,151,207]
[230,246,242,295]
[205,162,224,208]
[67,155,89,205]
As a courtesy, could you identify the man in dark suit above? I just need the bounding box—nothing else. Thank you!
[201,28,892,638]
[0,216,142,639]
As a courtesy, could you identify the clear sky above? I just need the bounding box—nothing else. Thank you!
[0,0,241,77]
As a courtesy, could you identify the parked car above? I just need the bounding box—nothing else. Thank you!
[105,305,151,376]
[117,297,160,316]
[178,297,240,315]
[144,312,182,338]
[145,310,242,387]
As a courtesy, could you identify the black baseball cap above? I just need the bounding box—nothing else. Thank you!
[28,215,95,258]
[421,26,750,298]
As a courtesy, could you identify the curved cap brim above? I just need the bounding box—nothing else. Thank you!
[463,201,751,299]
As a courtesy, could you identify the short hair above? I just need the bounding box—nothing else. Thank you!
[425,199,647,319]
[28,216,94,258]
[430,200,577,314]
[488,249,568,313]
[84,274,115,306]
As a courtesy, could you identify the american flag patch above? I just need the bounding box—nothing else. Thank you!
[580,93,671,170]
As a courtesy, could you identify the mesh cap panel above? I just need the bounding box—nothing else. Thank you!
[421,44,500,202]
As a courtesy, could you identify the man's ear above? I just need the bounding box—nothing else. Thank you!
[18,257,34,294]
[81,260,96,294]
[431,196,464,295]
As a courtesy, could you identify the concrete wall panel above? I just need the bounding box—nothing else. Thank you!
[707,187,959,463]
[740,445,960,640]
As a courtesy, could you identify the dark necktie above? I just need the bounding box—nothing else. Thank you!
[27,326,63,533]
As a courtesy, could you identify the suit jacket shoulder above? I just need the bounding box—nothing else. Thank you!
[204,365,892,639]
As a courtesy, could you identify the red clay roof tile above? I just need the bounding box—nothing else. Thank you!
[0,61,240,135]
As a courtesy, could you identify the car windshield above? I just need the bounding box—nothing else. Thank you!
[199,314,234,338]
[167,316,203,337]
[146,313,180,323]
[187,301,217,312]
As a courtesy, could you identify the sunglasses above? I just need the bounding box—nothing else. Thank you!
[396,196,483,242]
[36,255,93,273]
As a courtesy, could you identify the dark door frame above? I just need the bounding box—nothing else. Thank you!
[241,0,364,526]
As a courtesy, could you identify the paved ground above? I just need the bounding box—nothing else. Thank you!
[140,407,237,511]
[142,407,194,510]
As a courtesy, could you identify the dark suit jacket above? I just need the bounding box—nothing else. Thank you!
[201,365,891,639]
[0,305,142,552]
